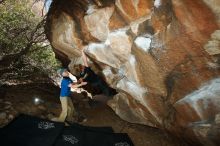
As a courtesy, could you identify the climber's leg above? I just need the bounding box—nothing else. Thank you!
[52,96,68,122]
[66,97,76,122]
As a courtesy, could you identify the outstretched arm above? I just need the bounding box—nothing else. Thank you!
[69,82,87,88]
[82,47,89,67]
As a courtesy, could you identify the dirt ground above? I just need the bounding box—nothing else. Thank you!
[0,84,188,146]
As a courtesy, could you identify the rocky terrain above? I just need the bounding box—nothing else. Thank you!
[44,0,220,145]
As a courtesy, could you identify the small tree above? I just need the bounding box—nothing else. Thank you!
[0,0,60,85]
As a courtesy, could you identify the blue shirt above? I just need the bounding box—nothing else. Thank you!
[60,77,73,97]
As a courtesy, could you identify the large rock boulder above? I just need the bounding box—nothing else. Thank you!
[46,0,220,145]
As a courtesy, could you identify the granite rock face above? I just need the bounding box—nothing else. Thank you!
[46,0,220,145]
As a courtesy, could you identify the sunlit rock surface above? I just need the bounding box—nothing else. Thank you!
[46,0,220,145]
[30,0,47,16]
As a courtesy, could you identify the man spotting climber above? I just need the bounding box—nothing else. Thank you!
[77,48,117,102]
[52,68,87,123]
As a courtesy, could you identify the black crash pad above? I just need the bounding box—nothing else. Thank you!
[55,123,134,146]
[84,130,134,146]
[0,114,134,146]
[0,114,64,146]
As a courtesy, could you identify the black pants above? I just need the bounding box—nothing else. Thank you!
[91,79,116,97]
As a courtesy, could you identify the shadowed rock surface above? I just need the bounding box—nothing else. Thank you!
[45,0,220,145]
